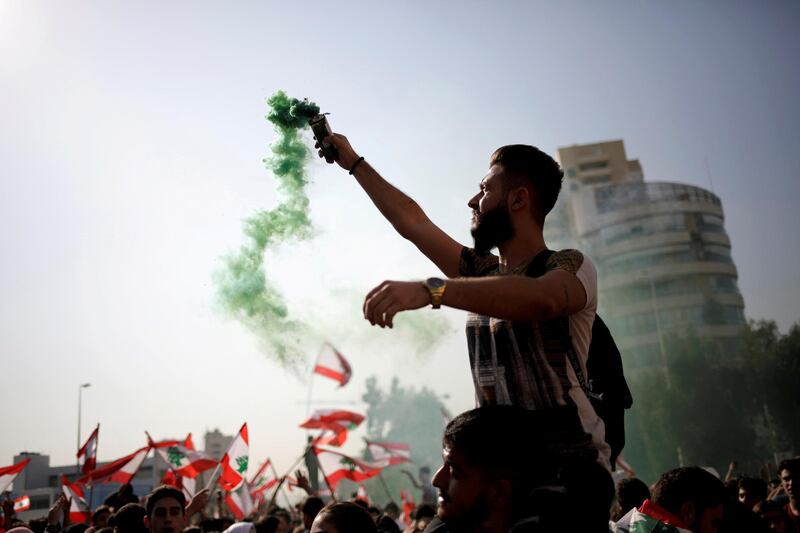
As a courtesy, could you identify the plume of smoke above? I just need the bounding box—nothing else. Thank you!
[214,91,321,370]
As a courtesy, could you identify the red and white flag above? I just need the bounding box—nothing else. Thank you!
[313,447,382,491]
[225,484,255,520]
[366,440,411,467]
[77,425,99,475]
[13,496,30,512]
[79,446,149,485]
[161,470,197,500]
[313,343,352,387]
[356,485,370,505]
[61,475,91,524]
[0,459,30,493]
[301,410,364,447]
[249,460,278,501]
[151,434,217,479]
[218,423,249,492]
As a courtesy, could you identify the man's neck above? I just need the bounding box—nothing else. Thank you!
[497,227,547,272]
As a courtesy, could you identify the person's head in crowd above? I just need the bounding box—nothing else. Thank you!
[199,517,230,533]
[613,477,651,521]
[737,477,767,509]
[351,499,368,510]
[254,517,279,533]
[375,516,399,533]
[27,517,47,533]
[144,486,186,533]
[112,503,147,533]
[651,467,725,533]
[7,528,35,533]
[433,405,612,532]
[182,527,202,533]
[754,499,790,533]
[222,524,254,533]
[412,505,435,532]
[310,503,377,533]
[301,497,325,530]
[67,524,90,533]
[768,478,781,493]
[366,507,381,522]
[270,510,291,533]
[381,503,399,522]
[419,467,432,486]
[93,505,113,528]
[778,458,799,506]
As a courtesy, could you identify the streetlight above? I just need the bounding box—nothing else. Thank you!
[77,383,91,475]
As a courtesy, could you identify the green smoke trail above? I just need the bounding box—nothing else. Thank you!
[215,91,321,369]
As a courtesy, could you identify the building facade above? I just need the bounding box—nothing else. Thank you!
[548,140,746,370]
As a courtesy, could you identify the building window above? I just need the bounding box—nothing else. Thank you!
[30,495,51,510]
[579,161,608,171]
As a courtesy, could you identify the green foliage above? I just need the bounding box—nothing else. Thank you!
[623,321,800,483]
[345,376,447,505]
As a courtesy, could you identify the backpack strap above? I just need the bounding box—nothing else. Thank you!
[524,249,602,401]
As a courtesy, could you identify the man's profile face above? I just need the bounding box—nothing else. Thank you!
[431,445,489,525]
[781,468,796,500]
[468,165,514,253]
[144,497,184,533]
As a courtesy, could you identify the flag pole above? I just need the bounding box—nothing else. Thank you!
[269,461,294,512]
[265,446,311,513]
[314,451,337,503]
[89,423,99,509]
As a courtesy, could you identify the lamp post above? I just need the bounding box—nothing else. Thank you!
[76,383,91,475]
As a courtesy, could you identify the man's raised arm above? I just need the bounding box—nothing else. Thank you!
[322,133,463,278]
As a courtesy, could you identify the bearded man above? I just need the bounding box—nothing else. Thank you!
[321,134,608,465]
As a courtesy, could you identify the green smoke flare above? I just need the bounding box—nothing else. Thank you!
[215,91,320,369]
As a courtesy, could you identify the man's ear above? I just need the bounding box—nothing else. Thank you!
[678,501,696,528]
[508,187,530,212]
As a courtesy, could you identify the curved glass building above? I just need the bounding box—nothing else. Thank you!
[548,141,746,370]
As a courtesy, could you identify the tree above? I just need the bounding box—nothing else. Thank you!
[343,376,447,505]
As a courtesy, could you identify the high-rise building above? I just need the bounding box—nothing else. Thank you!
[547,140,746,370]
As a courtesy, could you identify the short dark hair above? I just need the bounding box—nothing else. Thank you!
[651,467,725,516]
[616,477,650,516]
[317,502,377,533]
[376,515,400,533]
[301,496,325,517]
[145,486,186,517]
[413,504,436,520]
[490,145,564,222]
[254,516,279,533]
[92,505,112,524]
[738,477,767,501]
[778,457,800,475]
[112,503,147,533]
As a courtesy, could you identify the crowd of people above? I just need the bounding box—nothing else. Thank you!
[0,408,797,533]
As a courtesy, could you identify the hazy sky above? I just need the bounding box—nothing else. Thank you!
[2,1,798,476]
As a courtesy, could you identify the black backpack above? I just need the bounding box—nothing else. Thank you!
[527,250,633,468]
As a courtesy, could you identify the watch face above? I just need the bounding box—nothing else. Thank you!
[426,277,445,289]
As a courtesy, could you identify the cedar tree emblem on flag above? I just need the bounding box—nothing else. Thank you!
[218,423,249,491]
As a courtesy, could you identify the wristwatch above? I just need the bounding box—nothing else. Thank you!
[423,277,447,309]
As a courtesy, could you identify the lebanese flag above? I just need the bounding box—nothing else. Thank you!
[301,410,364,447]
[151,434,217,478]
[61,475,91,524]
[313,447,382,490]
[313,343,352,387]
[218,424,249,491]
[249,460,278,500]
[79,446,149,485]
[13,496,30,512]
[356,485,370,505]
[366,440,411,467]
[77,425,99,475]
[400,490,415,527]
[225,484,254,520]
[0,459,30,493]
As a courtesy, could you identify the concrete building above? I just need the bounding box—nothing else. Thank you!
[547,140,746,370]
[6,429,232,521]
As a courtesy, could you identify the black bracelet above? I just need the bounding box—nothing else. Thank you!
[349,156,365,175]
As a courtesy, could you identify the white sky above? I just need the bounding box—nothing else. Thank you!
[2,1,798,476]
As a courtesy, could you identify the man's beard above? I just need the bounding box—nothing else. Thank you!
[471,203,514,254]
